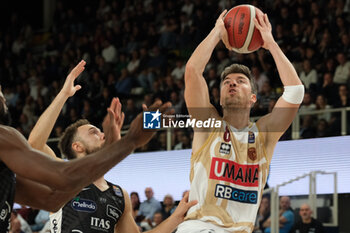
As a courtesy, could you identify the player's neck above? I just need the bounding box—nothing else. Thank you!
[93,176,109,191]
[223,109,250,129]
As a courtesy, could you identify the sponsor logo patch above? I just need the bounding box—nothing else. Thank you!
[90,217,110,231]
[113,186,123,197]
[219,142,231,155]
[248,147,257,161]
[71,198,97,213]
[248,131,255,143]
[223,126,231,142]
[107,204,121,221]
[215,184,258,204]
[209,157,259,187]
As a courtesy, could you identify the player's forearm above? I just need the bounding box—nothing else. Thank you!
[15,176,80,212]
[146,214,182,233]
[58,136,136,191]
[9,135,136,193]
[267,42,302,86]
[186,27,221,74]
[28,91,69,150]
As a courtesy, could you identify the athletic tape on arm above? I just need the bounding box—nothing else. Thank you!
[282,85,304,104]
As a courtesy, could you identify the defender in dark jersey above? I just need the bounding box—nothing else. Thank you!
[27,61,197,233]
[0,61,196,233]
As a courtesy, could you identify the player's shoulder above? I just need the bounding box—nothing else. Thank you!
[106,181,125,197]
[0,125,27,145]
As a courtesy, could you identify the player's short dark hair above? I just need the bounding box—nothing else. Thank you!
[58,119,90,160]
[220,64,257,95]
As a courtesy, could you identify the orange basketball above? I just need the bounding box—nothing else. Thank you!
[224,5,264,53]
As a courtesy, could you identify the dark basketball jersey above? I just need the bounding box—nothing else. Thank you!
[50,182,125,233]
[0,162,15,233]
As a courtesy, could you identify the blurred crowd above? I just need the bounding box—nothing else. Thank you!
[1,0,350,152]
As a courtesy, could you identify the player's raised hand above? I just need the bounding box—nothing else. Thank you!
[60,60,86,97]
[102,97,125,145]
[215,9,232,50]
[253,14,274,50]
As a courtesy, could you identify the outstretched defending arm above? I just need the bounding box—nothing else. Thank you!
[255,14,304,160]
[0,101,171,195]
[28,60,85,158]
[184,10,231,119]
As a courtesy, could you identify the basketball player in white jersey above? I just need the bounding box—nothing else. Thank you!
[176,10,304,233]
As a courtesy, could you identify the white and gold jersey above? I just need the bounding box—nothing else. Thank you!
[185,121,270,232]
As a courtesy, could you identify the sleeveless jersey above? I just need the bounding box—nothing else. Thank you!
[185,121,270,232]
[0,162,15,233]
[50,182,125,233]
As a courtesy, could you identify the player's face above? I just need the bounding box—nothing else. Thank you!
[220,73,256,109]
[0,87,11,125]
[76,124,105,155]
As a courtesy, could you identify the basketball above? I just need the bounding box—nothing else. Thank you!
[224,5,264,53]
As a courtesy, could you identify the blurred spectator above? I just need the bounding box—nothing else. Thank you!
[216,49,230,76]
[16,212,32,233]
[315,94,332,121]
[334,84,350,108]
[264,196,295,233]
[138,187,162,221]
[300,92,316,113]
[252,65,268,94]
[255,81,278,115]
[137,68,156,90]
[290,203,325,233]
[319,72,338,106]
[115,68,132,96]
[101,40,117,64]
[170,91,184,115]
[171,59,185,80]
[300,115,316,139]
[333,52,350,84]
[181,0,194,16]
[299,59,317,91]
[29,210,49,232]
[161,194,177,219]
[205,67,218,88]
[130,192,141,219]
[316,119,330,137]
[257,196,270,233]
[124,98,139,125]
[152,212,164,228]
[210,86,221,113]
[127,50,140,75]
[10,212,22,233]
[174,131,191,150]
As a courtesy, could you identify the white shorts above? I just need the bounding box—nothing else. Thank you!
[176,220,232,233]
